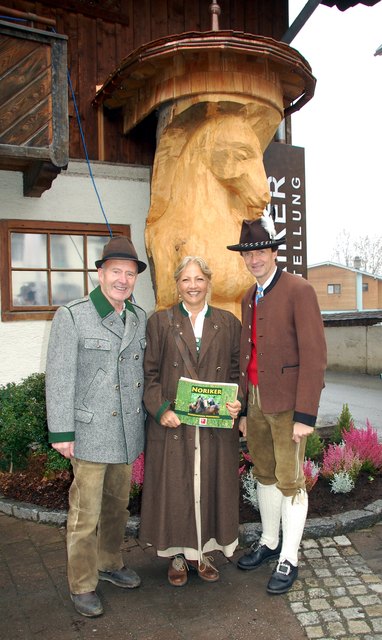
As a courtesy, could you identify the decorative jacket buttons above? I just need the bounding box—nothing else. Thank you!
[112,411,117,416]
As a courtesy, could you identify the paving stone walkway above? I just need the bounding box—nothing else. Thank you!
[1,506,382,639]
[292,532,382,639]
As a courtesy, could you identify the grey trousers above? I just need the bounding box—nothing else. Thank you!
[67,459,132,594]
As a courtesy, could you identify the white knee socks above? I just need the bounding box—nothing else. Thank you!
[257,482,282,550]
[280,490,308,566]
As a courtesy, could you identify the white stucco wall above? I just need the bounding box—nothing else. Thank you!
[0,161,154,386]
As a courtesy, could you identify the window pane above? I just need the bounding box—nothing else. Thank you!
[12,272,48,306]
[51,235,84,269]
[87,235,110,269]
[11,233,47,268]
[51,272,84,306]
[88,271,100,292]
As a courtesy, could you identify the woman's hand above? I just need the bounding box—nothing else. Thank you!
[160,409,181,429]
[226,399,241,421]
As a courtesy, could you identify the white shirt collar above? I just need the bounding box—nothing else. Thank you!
[259,267,277,292]
[182,302,208,338]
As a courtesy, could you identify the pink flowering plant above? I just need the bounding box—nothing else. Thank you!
[321,442,362,483]
[303,459,320,492]
[342,420,382,474]
[239,449,252,476]
[130,452,145,498]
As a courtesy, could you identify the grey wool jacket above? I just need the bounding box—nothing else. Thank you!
[45,286,146,464]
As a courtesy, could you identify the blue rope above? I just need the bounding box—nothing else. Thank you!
[66,70,113,237]
[0,16,27,21]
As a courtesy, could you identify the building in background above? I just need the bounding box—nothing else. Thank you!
[308,261,382,312]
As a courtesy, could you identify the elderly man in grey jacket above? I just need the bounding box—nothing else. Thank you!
[45,236,147,618]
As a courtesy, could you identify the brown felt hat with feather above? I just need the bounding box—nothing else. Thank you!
[227,214,285,252]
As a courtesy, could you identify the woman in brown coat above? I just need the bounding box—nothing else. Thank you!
[139,256,241,587]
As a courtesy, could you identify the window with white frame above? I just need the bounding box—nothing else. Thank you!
[327,283,341,295]
[0,220,131,321]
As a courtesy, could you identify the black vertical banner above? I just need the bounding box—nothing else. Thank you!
[263,142,307,279]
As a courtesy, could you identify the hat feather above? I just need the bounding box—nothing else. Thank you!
[260,209,276,239]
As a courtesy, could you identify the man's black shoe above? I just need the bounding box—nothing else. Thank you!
[266,560,298,594]
[237,540,281,571]
[70,591,103,617]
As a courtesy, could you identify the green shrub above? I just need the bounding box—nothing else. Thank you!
[44,448,71,475]
[305,430,324,461]
[0,373,49,471]
[331,403,354,445]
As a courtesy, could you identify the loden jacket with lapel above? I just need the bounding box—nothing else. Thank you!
[45,286,146,464]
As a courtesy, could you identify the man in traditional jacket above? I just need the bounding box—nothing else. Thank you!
[45,236,147,617]
[227,215,326,594]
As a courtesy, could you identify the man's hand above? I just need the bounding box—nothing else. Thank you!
[52,441,74,459]
[160,409,181,429]
[239,416,247,438]
[292,422,314,444]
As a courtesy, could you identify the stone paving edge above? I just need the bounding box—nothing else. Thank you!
[1,494,382,545]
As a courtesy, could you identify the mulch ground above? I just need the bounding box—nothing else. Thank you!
[0,455,381,523]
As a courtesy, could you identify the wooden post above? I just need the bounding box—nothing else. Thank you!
[96,85,105,161]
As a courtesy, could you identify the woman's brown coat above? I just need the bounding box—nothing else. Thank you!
[139,303,241,552]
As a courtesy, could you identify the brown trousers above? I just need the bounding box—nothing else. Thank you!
[67,459,132,594]
[246,384,306,498]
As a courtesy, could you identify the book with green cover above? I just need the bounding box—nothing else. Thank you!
[174,377,238,429]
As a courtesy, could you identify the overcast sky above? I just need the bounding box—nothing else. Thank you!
[288,0,382,265]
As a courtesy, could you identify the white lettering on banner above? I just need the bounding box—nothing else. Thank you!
[267,172,305,276]
[291,177,301,190]
[268,176,286,223]
[272,203,286,224]
[268,176,286,199]
[290,177,304,276]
